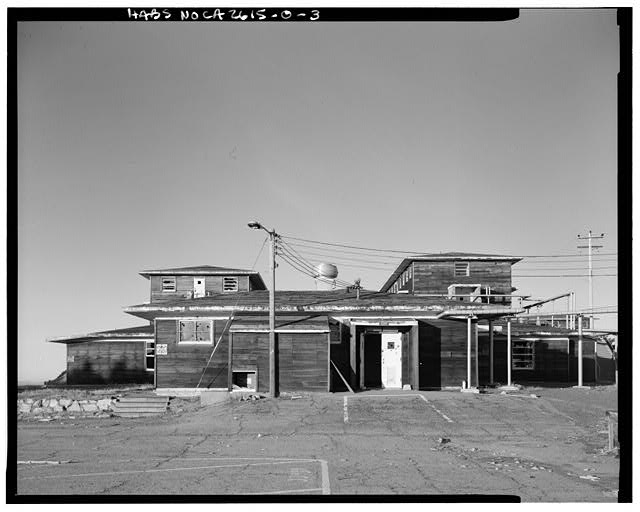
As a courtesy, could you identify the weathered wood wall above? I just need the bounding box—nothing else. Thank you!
[418,319,475,389]
[67,341,152,385]
[231,332,328,392]
[413,261,514,301]
[155,319,229,388]
[478,335,608,385]
[150,275,250,303]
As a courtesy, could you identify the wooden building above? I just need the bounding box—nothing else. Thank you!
[48,326,155,385]
[48,256,613,390]
[379,252,521,305]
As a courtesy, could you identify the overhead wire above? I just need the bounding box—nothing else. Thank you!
[278,239,355,287]
[280,234,617,259]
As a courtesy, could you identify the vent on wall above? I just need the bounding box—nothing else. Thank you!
[223,276,239,292]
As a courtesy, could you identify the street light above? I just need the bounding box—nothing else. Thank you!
[247,221,278,397]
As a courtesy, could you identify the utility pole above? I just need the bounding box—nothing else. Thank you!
[577,230,605,329]
[248,221,278,398]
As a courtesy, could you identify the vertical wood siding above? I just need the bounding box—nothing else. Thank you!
[230,331,328,392]
[67,341,152,385]
[155,319,229,388]
[150,275,250,303]
[418,319,474,389]
[412,261,513,301]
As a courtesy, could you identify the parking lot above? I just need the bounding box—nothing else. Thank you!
[15,388,619,500]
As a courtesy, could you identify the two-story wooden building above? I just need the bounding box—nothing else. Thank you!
[48,254,613,390]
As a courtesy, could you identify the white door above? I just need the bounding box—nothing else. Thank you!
[381,332,402,388]
[193,278,205,298]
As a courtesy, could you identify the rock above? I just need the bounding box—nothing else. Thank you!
[67,401,82,413]
[96,399,112,411]
[437,438,451,444]
[42,399,50,408]
[48,398,58,409]
[530,394,539,398]
[51,405,63,413]
[25,399,34,404]
[32,400,42,408]
[580,475,600,481]
[18,402,32,414]
[31,407,44,415]
[59,398,72,408]
[82,403,98,413]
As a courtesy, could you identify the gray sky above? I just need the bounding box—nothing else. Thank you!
[17,10,619,383]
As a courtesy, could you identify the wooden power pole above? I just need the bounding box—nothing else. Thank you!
[577,230,605,329]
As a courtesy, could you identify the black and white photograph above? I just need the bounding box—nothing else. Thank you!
[8,4,630,502]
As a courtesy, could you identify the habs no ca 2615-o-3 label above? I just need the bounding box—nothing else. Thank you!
[156,344,168,356]
[127,8,320,22]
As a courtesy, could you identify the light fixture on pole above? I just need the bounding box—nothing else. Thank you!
[248,221,278,398]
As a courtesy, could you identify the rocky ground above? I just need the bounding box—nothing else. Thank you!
[13,386,619,500]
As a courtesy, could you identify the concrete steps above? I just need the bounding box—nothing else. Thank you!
[111,395,169,418]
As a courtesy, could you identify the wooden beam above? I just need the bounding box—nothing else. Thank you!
[227,332,233,392]
[489,319,494,384]
[330,360,354,393]
[349,324,357,390]
[412,324,419,391]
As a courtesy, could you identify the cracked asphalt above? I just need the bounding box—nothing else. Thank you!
[15,387,619,500]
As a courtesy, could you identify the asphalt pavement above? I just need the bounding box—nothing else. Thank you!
[15,388,619,500]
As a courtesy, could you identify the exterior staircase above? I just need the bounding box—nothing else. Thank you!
[111,395,169,418]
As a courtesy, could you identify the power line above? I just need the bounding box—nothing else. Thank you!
[280,234,617,259]
[278,241,354,287]
[277,248,353,288]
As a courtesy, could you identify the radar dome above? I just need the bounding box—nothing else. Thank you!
[315,263,339,279]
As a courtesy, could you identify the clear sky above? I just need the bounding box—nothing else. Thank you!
[17,9,619,384]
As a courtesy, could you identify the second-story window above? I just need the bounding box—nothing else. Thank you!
[223,276,239,292]
[454,262,470,277]
[162,276,176,292]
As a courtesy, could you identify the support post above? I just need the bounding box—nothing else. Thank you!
[474,321,479,388]
[507,318,512,387]
[268,231,278,397]
[411,325,419,391]
[466,317,472,389]
[577,314,583,387]
[227,332,233,392]
[349,324,357,390]
[489,319,494,384]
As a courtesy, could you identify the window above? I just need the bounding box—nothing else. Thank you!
[162,276,176,292]
[178,320,213,344]
[454,262,470,277]
[223,277,239,292]
[408,266,412,279]
[145,341,155,371]
[512,340,535,370]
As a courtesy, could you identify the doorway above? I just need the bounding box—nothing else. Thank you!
[381,331,402,388]
[362,332,381,388]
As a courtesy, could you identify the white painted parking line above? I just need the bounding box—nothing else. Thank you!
[242,487,323,495]
[343,396,349,423]
[344,393,454,423]
[320,458,331,495]
[18,456,332,495]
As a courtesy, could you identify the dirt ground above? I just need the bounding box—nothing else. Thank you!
[14,386,619,500]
